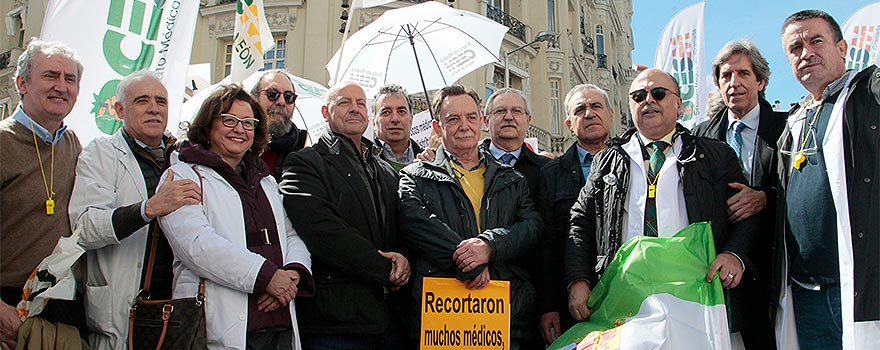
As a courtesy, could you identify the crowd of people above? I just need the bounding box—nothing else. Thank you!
[0,8,877,350]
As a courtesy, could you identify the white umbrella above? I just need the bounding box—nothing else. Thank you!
[179,71,329,145]
[326,1,508,115]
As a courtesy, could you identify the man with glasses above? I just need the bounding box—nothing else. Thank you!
[565,69,758,331]
[692,40,785,349]
[774,10,880,349]
[537,84,613,345]
[251,69,307,181]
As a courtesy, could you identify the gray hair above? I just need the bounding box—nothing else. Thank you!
[711,39,771,99]
[783,10,843,43]
[563,84,610,119]
[373,84,412,115]
[484,88,531,116]
[116,70,164,107]
[250,69,295,97]
[14,38,84,97]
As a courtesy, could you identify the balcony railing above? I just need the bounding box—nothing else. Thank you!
[0,50,11,70]
[485,4,525,42]
[526,124,551,151]
[216,0,236,5]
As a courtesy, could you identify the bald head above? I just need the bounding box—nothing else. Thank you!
[628,68,682,140]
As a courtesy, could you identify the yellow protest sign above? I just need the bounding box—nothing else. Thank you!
[420,277,510,350]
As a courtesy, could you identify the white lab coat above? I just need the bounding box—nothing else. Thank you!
[68,131,153,350]
[158,156,311,350]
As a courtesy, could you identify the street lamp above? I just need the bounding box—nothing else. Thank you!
[504,31,555,87]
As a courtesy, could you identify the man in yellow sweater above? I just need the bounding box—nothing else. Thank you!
[398,85,543,350]
[0,39,85,349]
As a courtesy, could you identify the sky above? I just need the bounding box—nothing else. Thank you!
[631,0,875,108]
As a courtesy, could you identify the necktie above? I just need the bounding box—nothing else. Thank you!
[499,153,516,165]
[144,146,166,167]
[731,121,746,162]
[644,141,668,237]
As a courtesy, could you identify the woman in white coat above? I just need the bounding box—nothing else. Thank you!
[159,84,313,350]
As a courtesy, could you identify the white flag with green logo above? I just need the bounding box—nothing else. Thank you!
[549,222,731,350]
[230,0,274,82]
[41,0,199,145]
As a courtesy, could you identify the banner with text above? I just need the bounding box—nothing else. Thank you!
[421,277,510,350]
[230,0,274,82]
[654,2,706,130]
[41,0,199,146]
[842,2,880,71]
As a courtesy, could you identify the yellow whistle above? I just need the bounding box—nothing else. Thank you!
[793,152,806,170]
[46,199,55,215]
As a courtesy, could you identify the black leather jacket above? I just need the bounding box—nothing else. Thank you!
[565,125,759,288]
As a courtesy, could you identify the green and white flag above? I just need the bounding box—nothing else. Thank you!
[550,222,731,350]
[230,0,274,82]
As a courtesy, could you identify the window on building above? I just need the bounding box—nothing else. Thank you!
[224,38,286,77]
[550,80,561,134]
[596,25,605,55]
[262,39,286,70]
[547,0,556,33]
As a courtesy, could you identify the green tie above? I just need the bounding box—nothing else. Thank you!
[644,141,668,237]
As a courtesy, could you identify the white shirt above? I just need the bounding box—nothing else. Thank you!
[621,131,690,243]
[725,104,760,182]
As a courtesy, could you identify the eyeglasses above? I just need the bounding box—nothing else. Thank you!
[219,114,259,131]
[261,88,297,104]
[629,87,679,103]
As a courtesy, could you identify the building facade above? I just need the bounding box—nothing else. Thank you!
[0,0,634,153]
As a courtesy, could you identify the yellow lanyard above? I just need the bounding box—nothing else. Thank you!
[29,119,56,215]
[793,103,822,170]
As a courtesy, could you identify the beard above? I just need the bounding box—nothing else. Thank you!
[267,107,294,138]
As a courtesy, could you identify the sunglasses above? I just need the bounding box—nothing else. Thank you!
[261,88,297,104]
[629,87,679,103]
[219,114,259,131]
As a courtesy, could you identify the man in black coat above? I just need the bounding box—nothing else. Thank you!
[280,81,410,349]
[566,69,759,331]
[536,84,613,344]
[692,39,785,349]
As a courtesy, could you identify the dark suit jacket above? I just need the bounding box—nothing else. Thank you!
[692,98,785,337]
[479,139,550,206]
[280,132,403,335]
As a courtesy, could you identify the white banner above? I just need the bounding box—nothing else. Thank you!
[842,2,880,72]
[230,0,274,82]
[653,2,706,129]
[41,0,199,146]
[410,109,432,150]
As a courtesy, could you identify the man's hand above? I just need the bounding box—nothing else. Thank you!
[145,169,202,219]
[415,147,437,162]
[0,301,21,350]
[539,311,561,344]
[262,269,300,312]
[464,268,490,290]
[453,238,492,272]
[568,280,592,321]
[379,250,410,289]
[706,252,744,289]
[726,183,766,223]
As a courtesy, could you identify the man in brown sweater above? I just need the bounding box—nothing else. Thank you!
[0,39,84,350]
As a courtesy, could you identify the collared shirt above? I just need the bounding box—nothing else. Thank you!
[576,145,594,182]
[726,104,760,181]
[625,129,689,242]
[380,140,415,165]
[488,142,522,165]
[11,104,69,145]
[446,150,486,171]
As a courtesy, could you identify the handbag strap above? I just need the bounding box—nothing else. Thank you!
[138,165,207,300]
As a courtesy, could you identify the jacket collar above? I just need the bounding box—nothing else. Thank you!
[320,132,382,159]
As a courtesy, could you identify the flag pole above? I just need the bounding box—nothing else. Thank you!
[333,6,356,85]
